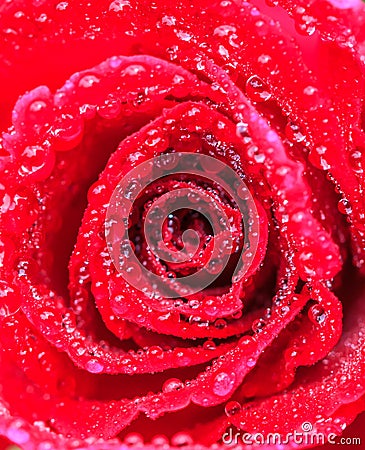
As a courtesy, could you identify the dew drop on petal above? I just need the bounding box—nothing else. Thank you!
[98,97,122,119]
[232,309,242,319]
[349,150,363,173]
[188,299,200,309]
[145,129,162,147]
[258,54,271,64]
[171,432,193,447]
[85,359,104,373]
[154,152,179,170]
[162,378,184,393]
[0,280,20,317]
[252,318,265,333]
[78,74,100,88]
[7,420,30,444]
[124,262,142,283]
[19,145,55,181]
[245,75,272,102]
[52,114,84,151]
[109,0,131,12]
[225,400,241,417]
[79,103,97,119]
[303,85,318,96]
[308,304,326,324]
[148,345,164,359]
[214,318,227,329]
[338,198,352,215]
[124,433,144,446]
[297,251,316,278]
[203,340,217,351]
[285,121,306,143]
[309,145,331,170]
[329,0,360,8]
[212,371,236,396]
[207,258,224,275]
[151,435,170,448]
[161,15,176,26]
[247,357,256,367]
[236,121,249,137]
[27,99,50,126]
[56,2,69,11]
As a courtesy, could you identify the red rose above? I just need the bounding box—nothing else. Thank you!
[1,0,365,448]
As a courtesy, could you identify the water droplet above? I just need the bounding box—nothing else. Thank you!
[297,251,316,277]
[232,309,242,319]
[258,54,271,64]
[0,281,20,317]
[213,371,236,396]
[125,66,147,79]
[148,346,164,359]
[0,186,38,232]
[246,75,272,102]
[329,0,359,9]
[295,15,316,36]
[252,318,265,333]
[166,45,179,61]
[52,114,84,151]
[78,74,100,88]
[236,121,249,137]
[174,351,191,366]
[37,441,54,450]
[145,129,162,147]
[151,435,170,447]
[188,299,200,309]
[85,359,104,373]
[171,432,193,447]
[186,191,200,204]
[175,30,193,42]
[79,103,96,119]
[161,15,176,26]
[349,150,363,173]
[279,306,290,316]
[207,258,224,275]
[308,304,326,324]
[199,156,222,173]
[124,263,142,283]
[225,400,241,416]
[309,145,330,170]
[124,433,144,446]
[162,378,184,393]
[254,153,265,163]
[56,1,68,11]
[285,121,306,143]
[303,85,318,96]
[28,100,48,121]
[76,347,86,356]
[247,357,256,367]
[18,145,55,182]
[338,198,352,215]
[154,152,178,170]
[123,179,141,201]
[214,318,227,329]
[109,0,131,12]
[98,97,122,119]
[203,340,216,351]
[213,25,237,36]
[239,336,255,347]
[7,420,30,444]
